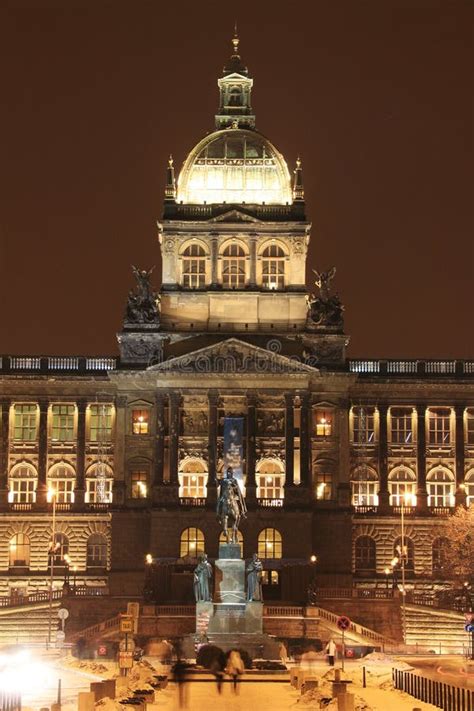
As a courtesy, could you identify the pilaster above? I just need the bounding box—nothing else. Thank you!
[378,403,390,511]
[455,404,467,506]
[245,391,257,507]
[416,404,428,512]
[0,399,10,508]
[73,399,87,508]
[36,399,49,507]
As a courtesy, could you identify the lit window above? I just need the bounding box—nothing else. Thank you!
[315,410,332,437]
[466,409,474,445]
[390,408,414,445]
[257,528,282,559]
[428,408,452,446]
[179,459,207,499]
[465,470,474,506]
[182,244,206,288]
[354,536,376,572]
[222,243,246,288]
[388,467,417,506]
[262,245,285,290]
[51,404,75,442]
[8,464,37,503]
[315,471,333,500]
[132,409,149,435]
[393,537,414,571]
[87,534,107,568]
[86,464,113,503]
[89,404,114,442]
[351,466,379,506]
[180,527,205,558]
[48,464,75,503]
[9,533,30,567]
[352,407,376,444]
[257,460,284,500]
[261,570,279,586]
[13,404,38,441]
[131,470,148,499]
[427,468,455,507]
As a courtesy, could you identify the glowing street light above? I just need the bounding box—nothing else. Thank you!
[47,486,58,646]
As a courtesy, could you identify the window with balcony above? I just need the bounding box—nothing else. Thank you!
[427,467,455,507]
[262,245,285,290]
[256,459,284,502]
[180,527,205,558]
[88,404,114,442]
[257,528,282,559]
[87,534,107,568]
[388,466,417,506]
[13,404,38,442]
[351,465,379,507]
[314,409,332,437]
[8,463,37,503]
[51,404,75,442]
[222,243,246,288]
[182,244,206,288]
[179,458,207,500]
[131,409,149,435]
[48,463,75,503]
[427,408,452,446]
[354,536,376,572]
[390,407,414,445]
[131,470,148,499]
[9,533,30,568]
[352,407,376,444]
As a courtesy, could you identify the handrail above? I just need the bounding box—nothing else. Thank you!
[0,586,109,609]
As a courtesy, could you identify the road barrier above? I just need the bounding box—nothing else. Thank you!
[393,667,474,710]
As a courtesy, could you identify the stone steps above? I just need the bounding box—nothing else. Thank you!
[0,602,61,646]
[404,604,468,653]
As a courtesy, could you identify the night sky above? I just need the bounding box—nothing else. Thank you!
[0,0,472,358]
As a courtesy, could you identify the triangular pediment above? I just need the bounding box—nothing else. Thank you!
[148,338,317,375]
[207,209,262,224]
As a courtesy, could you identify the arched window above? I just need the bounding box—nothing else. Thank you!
[262,245,285,290]
[258,528,282,559]
[85,463,113,504]
[8,463,37,504]
[219,530,243,556]
[50,533,69,566]
[464,469,474,506]
[9,533,30,567]
[427,468,455,507]
[354,536,376,572]
[222,244,246,288]
[228,86,243,106]
[432,537,449,576]
[179,458,208,500]
[182,244,206,288]
[350,466,379,507]
[256,459,285,502]
[393,536,414,571]
[87,534,107,568]
[48,463,75,503]
[388,467,417,506]
[180,527,205,558]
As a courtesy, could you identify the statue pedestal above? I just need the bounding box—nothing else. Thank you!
[215,557,245,604]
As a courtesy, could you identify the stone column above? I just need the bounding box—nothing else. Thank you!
[284,393,295,488]
[206,390,218,507]
[36,399,49,507]
[245,392,257,507]
[299,393,310,487]
[152,393,165,503]
[337,405,352,506]
[455,404,466,505]
[74,399,87,508]
[416,404,428,512]
[168,392,180,487]
[0,399,11,508]
[378,403,390,511]
[112,396,127,505]
[249,235,257,287]
[210,236,219,287]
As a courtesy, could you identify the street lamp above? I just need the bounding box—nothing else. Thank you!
[398,492,414,645]
[47,486,59,646]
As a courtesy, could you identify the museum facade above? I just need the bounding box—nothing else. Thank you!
[1,35,473,603]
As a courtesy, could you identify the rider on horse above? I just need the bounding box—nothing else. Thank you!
[216,467,247,544]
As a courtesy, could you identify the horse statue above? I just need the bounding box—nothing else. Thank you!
[216,467,247,544]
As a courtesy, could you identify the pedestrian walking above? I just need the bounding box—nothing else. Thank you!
[226,649,244,694]
[325,638,336,666]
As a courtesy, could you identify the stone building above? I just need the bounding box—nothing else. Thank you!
[0,34,473,604]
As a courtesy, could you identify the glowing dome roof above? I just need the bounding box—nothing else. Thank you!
[176,129,292,205]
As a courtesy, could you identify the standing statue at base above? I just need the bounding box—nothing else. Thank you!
[193,553,213,602]
[216,467,247,544]
[246,553,263,602]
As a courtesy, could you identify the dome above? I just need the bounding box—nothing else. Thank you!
[176,129,292,205]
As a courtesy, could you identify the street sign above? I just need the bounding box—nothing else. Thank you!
[119,651,133,669]
[464,623,474,633]
[97,645,108,656]
[120,615,134,634]
[336,615,351,631]
[56,630,65,644]
[57,608,69,620]
[119,637,136,652]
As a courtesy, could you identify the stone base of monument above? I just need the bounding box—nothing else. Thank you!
[183,545,279,661]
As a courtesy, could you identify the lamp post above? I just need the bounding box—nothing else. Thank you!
[398,492,413,645]
[73,565,77,593]
[384,567,390,592]
[47,486,58,646]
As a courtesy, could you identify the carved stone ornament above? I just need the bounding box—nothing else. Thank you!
[124,265,160,327]
[307,266,344,330]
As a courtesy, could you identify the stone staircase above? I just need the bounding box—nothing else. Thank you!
[0,601,61,646]
[404,603,469,654]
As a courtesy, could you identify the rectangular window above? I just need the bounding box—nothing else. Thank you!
[428,408,451,446]
[89,404,114,442]
[427,482,454,507]
[86,479,113,503]
[257,474,284,500]
[315,471,333,500]
[9,478,36,503]
[50,479,75,503]
[315,410,332,437]
[390,408,413,445]
[131,471,148,498]
[352,407,376,444]
[132,409,149,435]
[179,473,207,499]
[466,409,474,445]
[13,404,38,441]
[51,404,75,442]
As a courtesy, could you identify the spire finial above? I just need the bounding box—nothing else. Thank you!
[165,154,176,201]
[293,156,304,201]
[232,21,239,55]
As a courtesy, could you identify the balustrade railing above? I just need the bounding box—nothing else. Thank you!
[179,498,206,507]
[0,355,117,373]
[257,498,284,507]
